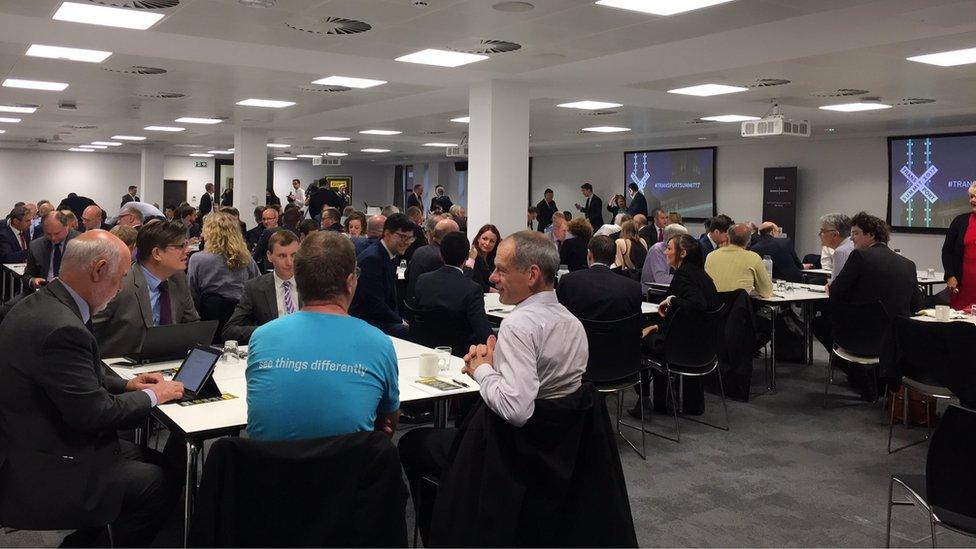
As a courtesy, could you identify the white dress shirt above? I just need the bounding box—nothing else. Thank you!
[471,290,588,427]
[273,272,300,317]
[290,187,306,210]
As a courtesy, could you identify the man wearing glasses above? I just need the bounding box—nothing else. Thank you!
[93,220,200,358]
[349,213,417,338]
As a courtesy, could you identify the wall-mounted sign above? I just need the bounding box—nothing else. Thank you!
[195,161,208,168]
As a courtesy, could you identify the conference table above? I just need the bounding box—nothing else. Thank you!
[801,268,946,296]
[1,263,25,302]
[751,282,830,392]
[107,336,477,546]
[483,292,658,323]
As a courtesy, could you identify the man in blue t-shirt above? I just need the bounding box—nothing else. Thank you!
[247,231,400,441]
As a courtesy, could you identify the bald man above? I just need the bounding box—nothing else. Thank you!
[406,217,461,301]
[82,204,106,232]
[352,214,385,256]
[749,221,804,283]
[0,230,185,546]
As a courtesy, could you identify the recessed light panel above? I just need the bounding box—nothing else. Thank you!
[236,98,295,108]
[423,142,458,147]
[78,145,106,149]
[0,129,5,134]
[68,147,93,152]
[361,148,390,153]
[189,153,214,157]
[581,126,631,133]
[26,44,112,63]
[667,84,748,96]
[175,117,223,124]
[360,129,401,135]
[557,100,623,110]
[52,2,165,30]
[451,116,470,123]
[91,141,121,146]
[267,143,290,148]
[700,114,760,122]
[208,150,233,154]
[819,103,892,112]
[296,154,321,159]
[274,156,297,161]
[907,47,976,67]
[144,126,185,132]
[313,136,351,141]
[596,0,735,16]
[395,48,489,68]
[0,117,21,123]
[326,152,348,157]
[0,105,37,114]
[311,76,386,89]
[2,78,69,91]
[111,135,146,141]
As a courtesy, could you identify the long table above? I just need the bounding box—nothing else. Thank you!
[2,263,25,302]
[483,292,658,322]
[107,336,477,546]
[801,268,946,296]
[751,282,830,392]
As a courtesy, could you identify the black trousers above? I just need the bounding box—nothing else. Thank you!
[398,427,457,547]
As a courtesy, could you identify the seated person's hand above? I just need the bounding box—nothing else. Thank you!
[641,324,659,338]
[126,372,164,391]
[657,296,673,317]
[462,335,496,377]
[31,277,47,289]
[802,263,814,269]
[148,380,184,405]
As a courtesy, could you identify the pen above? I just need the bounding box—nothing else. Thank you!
[452,378,470,388]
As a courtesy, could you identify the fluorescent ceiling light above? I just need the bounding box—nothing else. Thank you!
[395,48,489,68]
[450,116,470,123]
[0,105,37,113]
[668,83,748,96]
[175,117,223,124]
[189,153,213,157]
[700,114,760,122]
[326,152,348,157]
[78,144,106,149]
[111,135,145,141]
[819,102,892,112]
[53,1,165,30]
[68,147,93,152]
[91,141,121,146]
[581,126,631,133]
[0,129,5,134]
[361,148,390,153]
[208,150,233,154]
[296,154,321,159]
[2,78,69,92]
[274,156,297,161]
[26,44,112,63]
[236,98,295,108]
[360,129,401,135]
[595,0,735,16]
[267,143,290,148]
[907,47,976,67]
[313,136,351,141]
[311,76,386,89]
[557,100,623,110]
[0,117,21,123]
[423,142,458,147]
[144,126,185,132]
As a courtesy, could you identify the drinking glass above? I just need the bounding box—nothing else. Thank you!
[927,267,936,280]
[434,346,452,372]
[222,340,239,361]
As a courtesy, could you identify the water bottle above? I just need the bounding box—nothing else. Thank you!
[762,255,773,280]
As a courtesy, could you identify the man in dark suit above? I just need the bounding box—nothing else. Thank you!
[307,184,347,219]
[81,205,109,232]
[251,207,281,271]
[349,213,416,338]
[92,220,200,358]
[120,185,139,208]
[0,230,184,546]
[535,188,558,233]
[223,230,300,343]
[557,235,642,321]
[406,184,424,213]
[24,210,79,290]
[245,206,265,251]
[319,207,343,232]
[698,214,732,257]
[429,184,453,214]
[749,222,804,282]
[352,214,385,256]
[0,205,34,263]
[58,192,96,222]
[198,182,216,218]
[403,206,428,261]
[406,218,459,301]
[413,231,493,346]
[639,208,669,246]
[575,183,604,230]
[626,182,649,218]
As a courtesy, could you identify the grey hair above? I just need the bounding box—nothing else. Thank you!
[119,206,144,222]
[380,205,400,217]
[508,230,560,285]
[820,213,851,238]
[728,223,752,248]
[449,204,463,216]
[61,237,125,277]
[663,223,688,243]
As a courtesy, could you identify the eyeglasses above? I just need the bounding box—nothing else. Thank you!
[818,229,838,235]
[165,241,190,250]
[394,232,416,243]
[354,266,361,278]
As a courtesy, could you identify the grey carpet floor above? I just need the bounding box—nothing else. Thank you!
[3,347,974,548]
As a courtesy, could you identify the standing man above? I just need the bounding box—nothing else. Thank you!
[535,188,558,233]
[626,182,649,217]
[24,211,79,289]
[81,205,106,232]
[0,205,34,263]
[349,213,417,338]
[199,183,216,218]
[120,185,139,208]
[58,193,96,222]
[430,185,453,214]
[575,183,604,230]
[287,179,306,213]
[407,184,424,213]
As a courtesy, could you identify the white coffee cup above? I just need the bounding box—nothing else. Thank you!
[418,353,447,378]
[935,304,950,322]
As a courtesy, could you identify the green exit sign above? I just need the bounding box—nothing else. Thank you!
[194,160,208,168]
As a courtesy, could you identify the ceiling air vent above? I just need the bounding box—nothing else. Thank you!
[578,110,618,116]
[136,91,185,99]
[62,124,98,129]
[686,119,715,124]
[420,130,446,135]
[298,85,352,93]
[897,98,936,106]
[285,16,372,36]
[91,0,179,8]
[810,88,869,98]
[453,39,522,54]
[746,78,791,88]
[103,65,168,75]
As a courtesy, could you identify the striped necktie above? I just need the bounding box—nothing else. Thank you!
[282,280,296,315]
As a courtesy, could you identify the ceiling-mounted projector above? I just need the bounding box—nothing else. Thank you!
[741,103,810,138]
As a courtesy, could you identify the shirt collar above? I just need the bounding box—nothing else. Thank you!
[380,239,396,260]
[514,289,557,309]
[590,262,610,268]
[707,234,718,249]
[273,271,295,287]
[447,265,464,274]
[139,264,163,291]
[60,279,91,324]
[9,225,21,236]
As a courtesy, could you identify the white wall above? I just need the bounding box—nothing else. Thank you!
[271,160,394,211]
[531,137,945,271]
[163,156,213,207]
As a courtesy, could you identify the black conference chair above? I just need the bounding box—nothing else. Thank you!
[886,404,976,547]
[198,292,239,344]
[802,253,822,270]
[403,303,476,358]
[824,301,889,408]
[579,313,646,459]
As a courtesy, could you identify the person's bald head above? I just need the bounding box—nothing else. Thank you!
[82,205,103,231]
[759,221,781,236]
[366,214,386,238]
[58,230,132,313]
[431,218,459,244]
[633,214,647,229]
[728,223,753,248]
[42,211,70,244]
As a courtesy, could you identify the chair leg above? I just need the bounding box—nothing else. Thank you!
[929,512,938,548]
[902,386,909,428]
[886,477,894,548]
[887,391,897,454]
[823,352,833,408]
[106,524,115,548]
[717,367,730,431]
[666,372,680,443]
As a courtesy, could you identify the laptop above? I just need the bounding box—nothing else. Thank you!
[171,344,223,402]
[121,320,219,364]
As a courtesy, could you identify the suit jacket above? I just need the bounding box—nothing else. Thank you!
[403,226,427,262]
[581,194,604,229]
[829,243,922,319]
[0,280,151,529]
[0,225,31,264]
[942,212,972,283]
[405,243,443,301]
[559,235,590,272]
[222,273,286,344]
[307,187,346,219]
[665,262,720,331]
[199,192,214,218]
[557,264,642,321]
[698,234,716,257]
[58,195,96,221]
[430,195,453,214]
[536,199,558,232]
[414,266,493,345]
[349,241,402,328]
[23,230,80,284]
[639,224,664,247]
[352,235,379,256]
[252,227,285,272]
[406,192,423,212]
[749,234,803,282]
[92,265,200,358]
[120,194,138,208]
[627,192,648,217]
[245,225,264,251]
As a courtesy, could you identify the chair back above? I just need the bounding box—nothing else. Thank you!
[664,303,725,373]
[926,405,976,521]
[404,302,476,357]
[802,253,822,270]
[892,317,976,408]
[831,300,889,357]
[199,292,239,344]
[579,313,643,385]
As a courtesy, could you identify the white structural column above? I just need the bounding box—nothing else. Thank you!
[139,146,164,209]
[233,127,267,228]
[467,80,530,239]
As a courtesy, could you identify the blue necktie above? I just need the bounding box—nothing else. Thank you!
[52,243,63,277]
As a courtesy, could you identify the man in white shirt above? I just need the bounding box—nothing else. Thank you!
[818,213,854,278]
[288,179,306,213]
[223,230,301,343]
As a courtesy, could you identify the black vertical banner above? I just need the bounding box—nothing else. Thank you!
[763,167,797,239]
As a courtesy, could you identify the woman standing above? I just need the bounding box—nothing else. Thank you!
[467,224,501,292]
[942,183,976,311]
[606,194,627,218]
[188,212,261,306]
